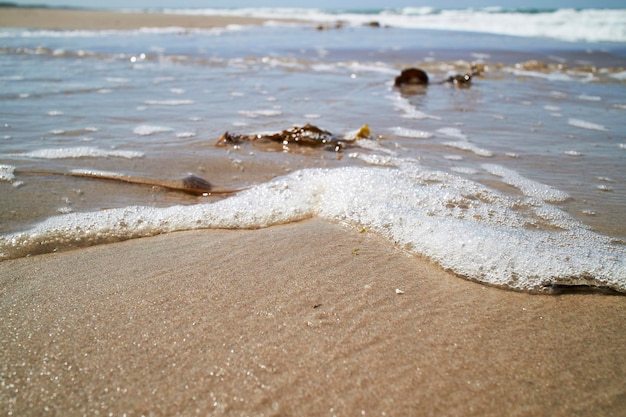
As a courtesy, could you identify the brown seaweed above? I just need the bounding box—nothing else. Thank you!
[217,123,367,152]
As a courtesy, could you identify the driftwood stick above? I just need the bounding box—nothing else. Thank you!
[15,169,244,196]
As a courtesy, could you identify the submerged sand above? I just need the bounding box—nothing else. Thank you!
[1,219,625,416]
[0,7,298,30]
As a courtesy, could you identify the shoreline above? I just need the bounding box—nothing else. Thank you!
[1,219,625,415]
[0,7,302,30]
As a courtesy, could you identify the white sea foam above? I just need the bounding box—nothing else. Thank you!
[578,94,601,101]
[610,71,626,81]
[144,99,195,106]
[443,141,494,157]
[161,7,626,43]
[436,127,467,140]
[11,147,144,159]
[450,166,478,175]
[509,69,572,81]
[0,26,241,39]
[389,95,440,120]
[0,164,16,182]
[481,164,570,203]
[390,127,433,139]
[568,118,608,131]
[106,77,130,83]
[133,125,174,136]
[340,61,398,75]
[2,8,622,43]
[70,168,127,179]
[238,109,283,118]
[176,132,197,139]
[1,164,623,293]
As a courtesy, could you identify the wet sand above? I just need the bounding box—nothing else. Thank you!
[1,219,625,416]
[0,7,299,30]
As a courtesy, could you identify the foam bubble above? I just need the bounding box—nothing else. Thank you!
[610,71,626,81]
[450,166,478,175]
[578,94,601,101]
[568,118,608,131]
[388,95,441,120]
[436,127,467,140]
[238,109,283,118]
[144,99,195,106]
[106,77,130,83]
[510,69,572,81]
[443,141,494,157]
[348,153,398,167]
[481,164,569,203]
[133,125,174,136]
[70,168,126,179]
[390,127,433,139]
[0,164,16,182]
[13,147,144,159]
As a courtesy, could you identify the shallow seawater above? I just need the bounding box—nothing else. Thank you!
[0,24,624,292]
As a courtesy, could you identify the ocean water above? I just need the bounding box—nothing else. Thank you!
[0,7,625,293]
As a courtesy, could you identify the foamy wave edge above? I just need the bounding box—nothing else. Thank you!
[161,7,626,43]
[1,165,623,294]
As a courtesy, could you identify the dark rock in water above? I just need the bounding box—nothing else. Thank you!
[394,68,429,87]
[216,123,365,152]
[364,21,381,28]
[316,21,345,31]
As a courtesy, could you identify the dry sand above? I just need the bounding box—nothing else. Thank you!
[0,7,298,30]
[1,219,625,416]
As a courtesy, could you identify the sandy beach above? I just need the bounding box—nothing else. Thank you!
[0,7,295,30]
[1,6,625,417]
[1,219,625,416]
